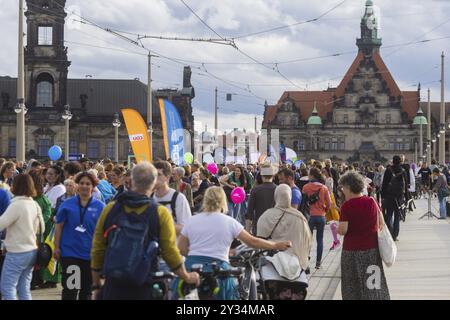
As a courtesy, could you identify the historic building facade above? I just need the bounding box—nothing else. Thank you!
[263,0,425,163]
[0,0,195,161]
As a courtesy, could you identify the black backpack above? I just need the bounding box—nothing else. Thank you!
[158,192,179,222]
[103,200,160,286]
[387,168,405,198]
[299,190,320,220]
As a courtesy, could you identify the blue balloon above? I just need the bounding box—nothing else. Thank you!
[48,145,62,161]
[294,160,302,167]
[286,159,293,165]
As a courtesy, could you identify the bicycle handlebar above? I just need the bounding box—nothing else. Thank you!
[151,271,176,280]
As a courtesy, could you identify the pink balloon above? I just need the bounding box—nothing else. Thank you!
[207,163,218,175]
[231,187,246,205]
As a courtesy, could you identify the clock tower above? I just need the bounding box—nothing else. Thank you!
[356,0,382,56]
[24,0,71,111]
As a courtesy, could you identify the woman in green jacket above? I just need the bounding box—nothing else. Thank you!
[29,169,61,288]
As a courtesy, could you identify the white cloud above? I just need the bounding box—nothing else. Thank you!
[193,108,262,132]
[0,0,449,117]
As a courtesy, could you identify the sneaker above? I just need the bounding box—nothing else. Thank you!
[305,267,310,275]
[315,263,321,270]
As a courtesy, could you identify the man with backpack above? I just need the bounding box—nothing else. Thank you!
[90,162,200,300]
[381,155,409,241]
[152,161,192,236]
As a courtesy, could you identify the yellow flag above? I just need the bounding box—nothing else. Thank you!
[122,108,152,163]
[45,226,57,275]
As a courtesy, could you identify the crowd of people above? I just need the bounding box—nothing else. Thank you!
[0,153,448,300]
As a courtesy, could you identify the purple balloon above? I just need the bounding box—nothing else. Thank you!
[231,187,246,205]
[207,163,218,175]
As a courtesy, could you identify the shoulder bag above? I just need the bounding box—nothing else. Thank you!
[374,199,397,267]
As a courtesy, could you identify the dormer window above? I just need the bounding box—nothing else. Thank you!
[38,26,53,45]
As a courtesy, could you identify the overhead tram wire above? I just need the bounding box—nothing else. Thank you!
[230,0,348,40]
[179,0,304,90]
[178,0,232,45]
[93,35,450,67]
[41,1,449,70]
[42,0,445,107]
[384,16,450,58]
[45,0,273,103]
[40,0,450,70]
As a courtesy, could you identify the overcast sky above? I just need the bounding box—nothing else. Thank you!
[0,0,449,132]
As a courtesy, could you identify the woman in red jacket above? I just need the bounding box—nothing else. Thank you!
[302,168,331,269]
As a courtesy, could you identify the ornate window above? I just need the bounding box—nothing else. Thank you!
[386,114,391,124]
[331,138,338,151]
[343,114,348,124]
[36,73,54,107]
[299,139,305,151]
[388,137,410,150]
[70,140,78,155]
[38,26,53,45]
[87,141,100,159]
[324,138,330,150]
[339,137,345,150]
[8,139,16,157]
[38,139,51,157]
[106,141,115,159]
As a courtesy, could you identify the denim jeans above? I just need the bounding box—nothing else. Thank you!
[240,199,248,225]
[1,250,37,300]
[308,216,326,265]
[439,197,447,218]
[383,198,400,240]
[227,201,242,224]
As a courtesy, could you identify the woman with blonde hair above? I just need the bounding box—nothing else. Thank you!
[176,186,291,300]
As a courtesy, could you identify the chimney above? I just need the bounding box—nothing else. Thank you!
[183,66,192,88]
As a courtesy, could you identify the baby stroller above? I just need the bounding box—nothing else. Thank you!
[257,251,309,300]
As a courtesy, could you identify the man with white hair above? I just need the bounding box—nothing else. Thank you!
[91,161,199,300]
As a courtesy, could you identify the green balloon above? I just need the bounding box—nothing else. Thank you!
[184,152,194,164]
[291,157,298,163]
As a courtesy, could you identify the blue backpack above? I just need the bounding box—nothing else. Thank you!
[103,200,160,286]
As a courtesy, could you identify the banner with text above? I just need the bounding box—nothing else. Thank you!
[122,108,151,163]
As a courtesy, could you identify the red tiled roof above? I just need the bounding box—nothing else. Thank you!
[402,91,421,120]
[262,90,335,127]
[335,51,364,97]
[263,51,420,128]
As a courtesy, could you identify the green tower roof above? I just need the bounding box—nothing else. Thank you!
[307,104,322,125]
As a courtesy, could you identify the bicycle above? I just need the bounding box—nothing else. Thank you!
[177,262,244,300]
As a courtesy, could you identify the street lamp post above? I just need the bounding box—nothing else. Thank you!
[413,107,428,163]
[62,105,72,162]
[16,0,26,162]
[112,113,121,163]
[427,89,432,165]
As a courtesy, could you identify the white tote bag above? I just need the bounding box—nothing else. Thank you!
[375,200,397,267]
